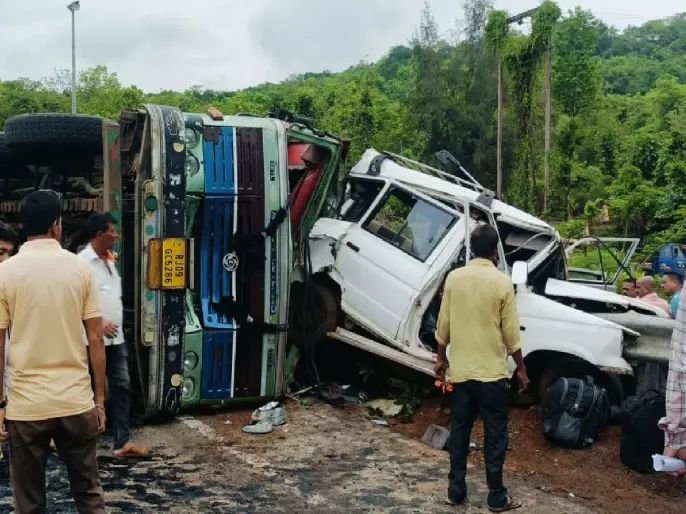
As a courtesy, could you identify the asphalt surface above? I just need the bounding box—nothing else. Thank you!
[0,402,595,513]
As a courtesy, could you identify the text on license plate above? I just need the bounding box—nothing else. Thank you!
[162,238,186,289]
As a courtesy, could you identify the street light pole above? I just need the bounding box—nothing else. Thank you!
[67,1,80,114]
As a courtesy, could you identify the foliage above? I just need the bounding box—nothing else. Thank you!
[556,219,586,239]
[554,9,600,118]
[531,1,562,49]
[485,10,509,54]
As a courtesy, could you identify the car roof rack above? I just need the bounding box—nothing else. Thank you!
[383,151,484,192]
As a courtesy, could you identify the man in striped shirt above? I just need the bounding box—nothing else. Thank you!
[660,286,686,474]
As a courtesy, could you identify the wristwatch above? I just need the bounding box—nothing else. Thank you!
[0,400,7,409]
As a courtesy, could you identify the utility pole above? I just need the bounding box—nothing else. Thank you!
[67,1,80,114]
[496,61,503,197]
[496,7,539,199]
[544,35,552,213]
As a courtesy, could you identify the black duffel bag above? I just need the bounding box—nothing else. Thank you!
[542,376,610,449]
[620,389,666,473]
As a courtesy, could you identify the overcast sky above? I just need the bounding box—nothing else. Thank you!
[0,1,683,93]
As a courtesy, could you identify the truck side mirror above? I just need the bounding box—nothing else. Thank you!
[512,261,528,287]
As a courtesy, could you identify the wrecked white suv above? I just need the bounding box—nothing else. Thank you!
[303,149,671,403]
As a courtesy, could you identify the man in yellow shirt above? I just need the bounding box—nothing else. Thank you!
[435,224,529,512]
[0,190,107,513]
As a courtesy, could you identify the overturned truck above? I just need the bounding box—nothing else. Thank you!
[0,107,348,421]
[305,149,671,404]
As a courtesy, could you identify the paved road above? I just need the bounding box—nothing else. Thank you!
[0,402,595,513]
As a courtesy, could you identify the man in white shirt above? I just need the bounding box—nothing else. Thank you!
[79,213,147,458]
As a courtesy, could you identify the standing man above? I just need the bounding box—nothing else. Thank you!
[434,225,528,512]
[0,222,17,476]
[622,278,637,298]
[0,223,17,264]
[0,222,18,390]
[636,276,671,315]
[660,285,686,475]
[79,212,147,458]
[0,190,106,513]
[662,272,683,319]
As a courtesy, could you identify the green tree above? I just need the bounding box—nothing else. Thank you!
[78,66,144,120]
[552,8,601,218]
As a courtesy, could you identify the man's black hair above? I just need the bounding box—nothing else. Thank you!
[19,190,62,237]
[664,271,684,287]
[470,224,500,259]
[86,212,116,240]
[0,222,18,247]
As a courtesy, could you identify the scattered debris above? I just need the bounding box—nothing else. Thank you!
[318,382,345,404]
[341,384,369,403]
[371,419,390,427]
[242,420,274,435]
[285,385,314,402]
[366,399,403,417]
[421,424,450,450]
[243,402,288,434]
[224,419,232,425]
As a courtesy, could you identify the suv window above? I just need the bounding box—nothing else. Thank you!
[341,178,385,222]
[364,188,457,261]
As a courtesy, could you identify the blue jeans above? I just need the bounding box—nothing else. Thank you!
[449,379,509,508]
[106,343,131,449]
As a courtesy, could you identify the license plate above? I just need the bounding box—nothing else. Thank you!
[162,238,186,289]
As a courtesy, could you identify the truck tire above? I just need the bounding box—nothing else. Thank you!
[289,282,340,345]
[4,113,105,160]
[0,133,10,161]
[0,132,28,178]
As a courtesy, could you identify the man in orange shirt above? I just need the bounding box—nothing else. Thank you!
[0,190,107,513]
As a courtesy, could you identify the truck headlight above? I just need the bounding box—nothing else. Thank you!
[183,351,199,371]
[184,128,199,148]
[185,155,200,176]
[182,378,195,400]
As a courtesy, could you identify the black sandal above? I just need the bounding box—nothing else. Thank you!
[445,496,466,506]
[488,496,522,512]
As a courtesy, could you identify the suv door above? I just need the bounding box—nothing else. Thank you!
[334,183,464,344]
[565,237,639,290]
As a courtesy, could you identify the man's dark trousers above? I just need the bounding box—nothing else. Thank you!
[106,343,131,450]
[7,409,105,513]
[448,378,509,508]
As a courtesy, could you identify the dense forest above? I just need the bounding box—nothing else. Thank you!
[1,1,686,257]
